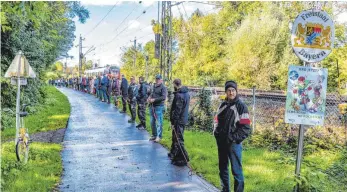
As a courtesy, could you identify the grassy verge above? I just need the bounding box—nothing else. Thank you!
[1,86,70,191]
[1,86,70,141]
[1,142,62,191]
[118,100,346,191]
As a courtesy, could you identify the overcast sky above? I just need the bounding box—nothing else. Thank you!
[64,1,347,68]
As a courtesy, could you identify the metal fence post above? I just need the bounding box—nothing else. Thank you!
[252,86,256,132]
[294,124,305,192]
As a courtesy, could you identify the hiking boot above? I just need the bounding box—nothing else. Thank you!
[171,160,187,167]
[154,137,161,143]
[136,124,142,128]
[168,153,173,159]
[128,119,135,123]
[149,136,156,141]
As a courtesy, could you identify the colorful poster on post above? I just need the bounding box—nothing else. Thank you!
[285,65,328,126]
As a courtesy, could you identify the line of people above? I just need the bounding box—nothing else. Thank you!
[53,75,252,192]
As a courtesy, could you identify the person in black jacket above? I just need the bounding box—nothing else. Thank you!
[136,76,148,129]
[127,77,138,123]
[120,75,128,113]
[214,80,251,192]
[147,74,167,142]
[168,79,190,166]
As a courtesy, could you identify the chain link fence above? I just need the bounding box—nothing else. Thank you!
[187,86,347,145]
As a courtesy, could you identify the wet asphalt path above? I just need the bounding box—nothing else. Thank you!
[58,88,218,192]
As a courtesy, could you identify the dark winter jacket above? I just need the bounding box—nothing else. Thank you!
[120,78,128,97]
[170,86,190,125]
[101,75,109,86]
[112,79,120,95]
[214,96,251,144]
[136,82,148,103]
[150,83,167,106]
[128,83,138,101]
[94,78,99,88]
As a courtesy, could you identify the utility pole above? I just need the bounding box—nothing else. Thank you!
[64,56,67,75]
[78,34,84,77]
[134,37,137,68]
[145,55,149,81]
[160,1,173,84]
[130,37,137,68]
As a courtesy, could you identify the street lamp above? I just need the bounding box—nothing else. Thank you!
[4,51,36,145]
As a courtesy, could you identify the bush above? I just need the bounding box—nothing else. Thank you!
[188,88,214,131]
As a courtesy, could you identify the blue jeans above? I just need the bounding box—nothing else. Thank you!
[101,86,109,102]
[216,138,244,192]
[149,105,164,139]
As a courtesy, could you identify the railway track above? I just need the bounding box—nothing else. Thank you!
[187,86,346,106]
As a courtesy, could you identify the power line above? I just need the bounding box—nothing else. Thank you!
[96,3,153,55]
[105,4,155,46]
[188,1,222,7]
[84,1,120,37]
[112,3,140,33]
[138,32,154,40]
[93,3,141,54]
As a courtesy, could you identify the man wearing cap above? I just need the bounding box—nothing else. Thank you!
[147,74,167,142]
[169,78,190,166]
[127,77,138,123]
[136,76,149,129]
[213,80,251,192]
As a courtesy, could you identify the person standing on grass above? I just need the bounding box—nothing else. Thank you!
[168,78,190,166]
[214,80,251,192]
[147,74,167,143]
[120,75,128,113]
[127,76,138,123]
[136,76,149,129]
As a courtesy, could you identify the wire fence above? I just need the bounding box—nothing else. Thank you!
[187,86,347,144]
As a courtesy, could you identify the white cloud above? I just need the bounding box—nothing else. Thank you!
[128,20,141,29]
[142,0,155,7]
[81,0,124,6]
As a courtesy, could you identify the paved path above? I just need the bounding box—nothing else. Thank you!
[58,88,218,192]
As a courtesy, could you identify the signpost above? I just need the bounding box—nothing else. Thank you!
[4,51,36,145]
[289,8,334,191]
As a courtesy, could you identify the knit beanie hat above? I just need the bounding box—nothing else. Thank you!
[225,80,237,91]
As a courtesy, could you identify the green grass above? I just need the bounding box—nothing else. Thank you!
[1,86,70,141]
[1,86,70,192]
[1,142,62,192]
[119,101,346,191]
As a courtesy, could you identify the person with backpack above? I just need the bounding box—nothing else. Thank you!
[136,76,150,129]
[127,76,138,123]
[214,80,251,192]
